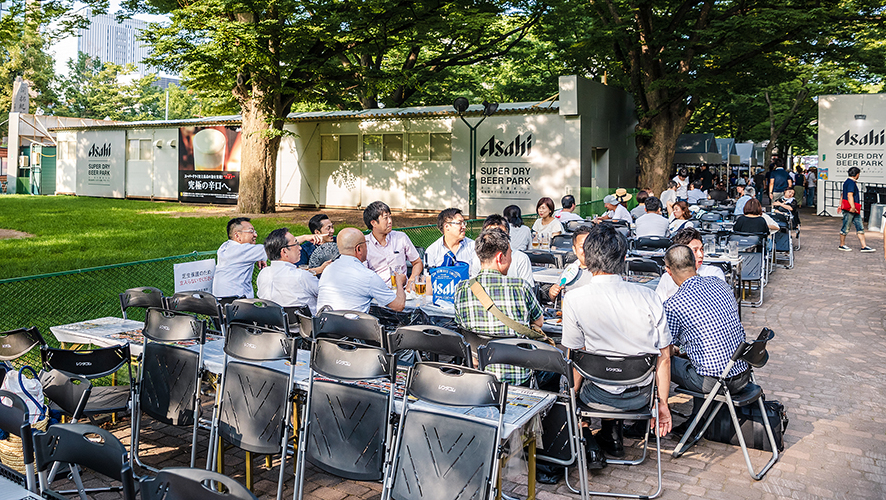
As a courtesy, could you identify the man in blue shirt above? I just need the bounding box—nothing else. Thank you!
[838,167,875,252]
[733,186,755,216]
[662,244,749,433]
[768,160,792,206]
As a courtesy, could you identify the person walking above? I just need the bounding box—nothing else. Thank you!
[838,167,875,252]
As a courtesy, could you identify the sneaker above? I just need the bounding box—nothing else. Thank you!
[860,246,875,253]
[838,245,852,251]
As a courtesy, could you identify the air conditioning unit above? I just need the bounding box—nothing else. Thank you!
[19,155,29,167]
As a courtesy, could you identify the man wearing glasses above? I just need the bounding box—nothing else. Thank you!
[213,217,319,299]
[317,227,407,313]
[257,228,319,314]
[425,208,479,275]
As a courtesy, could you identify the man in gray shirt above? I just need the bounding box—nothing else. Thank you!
[634,197,669,237]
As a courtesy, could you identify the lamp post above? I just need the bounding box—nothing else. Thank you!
[453,97,498,219]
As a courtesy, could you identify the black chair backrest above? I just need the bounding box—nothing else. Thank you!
[565,220,591,233]
[0,327,46,361]
[525,250,558,266]
[768,211,789,226]
[143,308,207,343]
[140,343,200,426]
[700,212,720,222]
[0,390,32,441]
[625,257,662,276]
[310,339,393,381]
[314,310,385,346]
[406,362,506,408]
[33,423,129,481]
[733,328,774,368]
[387,325,472,366]
[217,362,291,455]
[223,323,295,362]
[551,233,573,251]
[43,344,131,379]
[225,298,289,331]
[292,309,313,341]
[141,467,259,500]
[569,351,657,387]
[166,291,224,321]
[728,232,763,251]
[634,236,671,250]
[477,338,572,387]
[39,369,92,419]
[120,287,164,318]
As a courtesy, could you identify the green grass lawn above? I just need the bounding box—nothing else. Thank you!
[0,195,312,280]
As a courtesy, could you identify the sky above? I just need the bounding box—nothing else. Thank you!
[50,1,169,77]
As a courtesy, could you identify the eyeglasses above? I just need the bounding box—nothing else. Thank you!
[237,228,257,234]
[283,243,300,249]
[446,220,467,227]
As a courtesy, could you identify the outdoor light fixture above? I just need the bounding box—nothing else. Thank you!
[453,97,499,219]
[855,114,867,120]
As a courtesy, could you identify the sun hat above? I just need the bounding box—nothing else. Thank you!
[613,188,633,203]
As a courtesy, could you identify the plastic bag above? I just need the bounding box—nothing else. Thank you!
[1,366,47,425]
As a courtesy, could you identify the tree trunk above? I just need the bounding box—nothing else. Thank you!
[636,103,692,195]
[237,98,282,214]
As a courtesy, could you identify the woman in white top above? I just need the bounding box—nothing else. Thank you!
[667,200,695,236]
[503,204,532,251]
[532,197,563,239]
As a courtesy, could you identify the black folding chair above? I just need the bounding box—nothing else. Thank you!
[625,257,663,276]
[381,362,508,500]
[388,325,472,366]
[166,291,226,335]
[525,249,558,267]
[225,298,290,333]
[313,309,386,345]
[673,328,779,480]
[633,236,671,252]
[294,339,396,500]
[0,327,47,369]
[34,423,136,500]
[284,305,312,349]
[728,233,766,307]
[206,323,298,500]
[0,390,38,493]
[569,351,662,499]
[477,339,588,500]
[119,287,165,321]
[42,344,133,425]
[140,467,258,500]
[768,212,794,269]
[564,220,592,233]
[551,233,573,251]
[131,308,208,472]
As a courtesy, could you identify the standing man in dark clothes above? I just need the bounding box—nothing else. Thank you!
[699,164,714,191]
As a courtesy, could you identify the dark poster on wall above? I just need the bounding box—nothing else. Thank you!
[178,125,242,204]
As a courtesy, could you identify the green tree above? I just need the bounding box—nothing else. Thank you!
[547,0,886,193]
[125,0,545,213]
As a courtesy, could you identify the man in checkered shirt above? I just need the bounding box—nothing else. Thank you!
[663,244,750,417]
[454,227,544,387]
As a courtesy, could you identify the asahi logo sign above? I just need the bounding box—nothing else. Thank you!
[835,129,886,147]
[87,142,112,186]
[480,133,533,158]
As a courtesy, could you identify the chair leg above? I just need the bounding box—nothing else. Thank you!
[245,451,253,490]
[673,384,725,458]
[724,394,779,480]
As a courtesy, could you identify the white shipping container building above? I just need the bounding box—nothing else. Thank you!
[50,76,639,216]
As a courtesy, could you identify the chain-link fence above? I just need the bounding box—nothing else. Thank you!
[0,251,216,352]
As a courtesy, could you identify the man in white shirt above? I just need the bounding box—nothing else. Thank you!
[561,223,672,464]
[362,201,423,286]
[257,228,319,314]
[426,208,480,276]
[317,228,406,313]
[655,227,726,301]
[554,194,584,223]
[634,197,669,238]
[212,217,267,298]
[660,181,678,216]
[673,168,689,201]
[482,214,534,287]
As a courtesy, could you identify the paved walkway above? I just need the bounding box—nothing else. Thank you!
[64,209,886,499]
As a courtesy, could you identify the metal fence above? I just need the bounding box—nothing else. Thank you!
[0,251,217,355]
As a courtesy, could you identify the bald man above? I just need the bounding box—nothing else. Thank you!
[317,227,407,312]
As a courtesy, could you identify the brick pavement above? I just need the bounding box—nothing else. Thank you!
[53,209,886,499]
